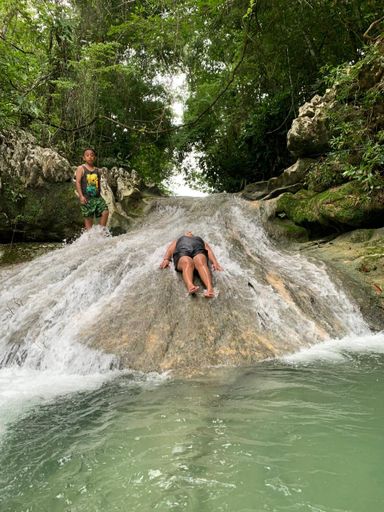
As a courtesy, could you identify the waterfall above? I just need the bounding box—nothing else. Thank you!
[0,195,369,375]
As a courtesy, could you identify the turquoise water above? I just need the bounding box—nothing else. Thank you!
[1,353,383,512]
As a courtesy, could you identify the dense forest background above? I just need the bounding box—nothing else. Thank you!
[0,0,382,191]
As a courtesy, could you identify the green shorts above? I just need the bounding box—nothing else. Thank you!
[80,196,108,218]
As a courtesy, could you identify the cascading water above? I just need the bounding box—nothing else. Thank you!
[1,195,384,512]
[0,194,369,376]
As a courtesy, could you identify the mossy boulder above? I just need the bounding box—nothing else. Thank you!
[0,175,83,242]
[0,242,60,266]
[276,181,384,236]
[242,159,314,200]
[266,217,309,242]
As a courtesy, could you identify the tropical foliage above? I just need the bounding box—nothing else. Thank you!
[307,40,384,194]
[0,0,382,189]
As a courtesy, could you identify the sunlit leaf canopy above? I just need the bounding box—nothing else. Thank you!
[0,0,382,190]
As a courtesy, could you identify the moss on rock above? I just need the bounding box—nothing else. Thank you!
[0,174,83,242]
[305,158,348,192]
[346,228,375,243]
[276,181,383,236]
[301,227,384,328]
[267,218,309,242]
[0,243,61,266]
[276,189,318,224]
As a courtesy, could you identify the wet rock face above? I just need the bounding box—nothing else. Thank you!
[0,195,377,373]
[79,196,371,372]
[302,227,384,331]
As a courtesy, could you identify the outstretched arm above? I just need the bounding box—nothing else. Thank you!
[75,166,87,204]
[205,243,223,271]
[159,240,177,268]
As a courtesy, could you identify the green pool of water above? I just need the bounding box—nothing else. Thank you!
[1,357,383,512]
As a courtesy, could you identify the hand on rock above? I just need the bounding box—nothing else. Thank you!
[160,259,170,269]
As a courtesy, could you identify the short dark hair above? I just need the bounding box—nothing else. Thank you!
[83,147,96,156]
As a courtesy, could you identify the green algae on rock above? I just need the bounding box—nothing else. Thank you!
[0,243,61,266]
[300,227,384,329]
[276,181,383,236]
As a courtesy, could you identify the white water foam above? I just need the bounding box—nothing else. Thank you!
[0,367,119,438]
[0,195,377,435]
[0,226,173,437]
[0,366,170,439]
[281,331,384,364]
[229,201,369,338]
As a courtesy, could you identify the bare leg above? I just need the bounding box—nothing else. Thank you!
[177,256,199,294]
[193,253,214,297]
[99,210,109,227]
[84,217,93,230]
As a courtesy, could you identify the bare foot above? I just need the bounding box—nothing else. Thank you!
[188,285,199,295]
[203,289,215,298]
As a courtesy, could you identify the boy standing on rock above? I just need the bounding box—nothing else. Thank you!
[75,148,109,230]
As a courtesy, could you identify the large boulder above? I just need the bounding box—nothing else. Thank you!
[0,130,163,242]
[242,158,315,200]
[0,130,83,242]
[275,181,384,236]
[100,167,162,235]
[287,93,334,158]
[0,130,73,185]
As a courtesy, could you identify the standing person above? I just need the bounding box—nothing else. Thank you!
[159,231,223,298]
[75,148,109,230]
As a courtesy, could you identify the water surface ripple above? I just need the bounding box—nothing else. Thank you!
[1,354,383,512]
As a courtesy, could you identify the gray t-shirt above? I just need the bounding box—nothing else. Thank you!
[173,235,207,264]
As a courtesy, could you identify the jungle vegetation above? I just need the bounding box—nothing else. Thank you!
[0,0,382,190]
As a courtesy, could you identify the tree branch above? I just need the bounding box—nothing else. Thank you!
[363,17,384,41]
[39,116,99,132]
[5,4,255,138]
[0,33,35,55]
[110,5,255,136]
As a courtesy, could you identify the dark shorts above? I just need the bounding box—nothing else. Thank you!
[80,196,108,218]
[174,249,208,271]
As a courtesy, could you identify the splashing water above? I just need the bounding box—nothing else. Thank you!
[1,195,383,512]
[0,195,375,426]
[0,195,371,370]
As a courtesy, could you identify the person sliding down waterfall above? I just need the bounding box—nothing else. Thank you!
[159,231,223,298]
